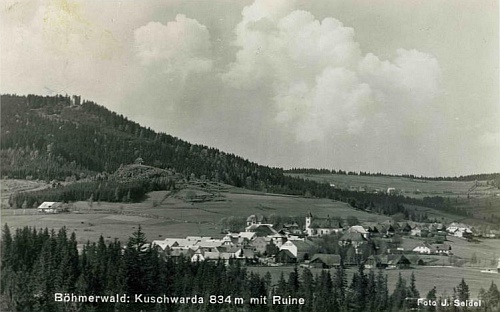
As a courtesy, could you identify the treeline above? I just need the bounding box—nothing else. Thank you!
[8,177,176,208]
[2,225,499,312]
[0,94,477,220]
[286,168,500,183]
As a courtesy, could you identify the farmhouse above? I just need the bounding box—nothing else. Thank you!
[246,224,279,237]
[37,202,63,214]
[413,243,433,254]
[412,243,452,255]
[347,225,369,238]
[246,214,267,227]
[447,223,473,239]
[278,240,317,262]
[365,255,389,269]
[387,255,411,269]
[309,254,341,269]
[339,232,367,250]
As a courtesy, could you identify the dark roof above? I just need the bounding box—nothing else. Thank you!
[291,240,317,252]
[310,254,341,266]
[387,254,411,265]
[340,232,366,242]
[276,249,296,259]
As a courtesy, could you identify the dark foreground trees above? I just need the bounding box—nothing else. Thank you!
[1,224,496,312]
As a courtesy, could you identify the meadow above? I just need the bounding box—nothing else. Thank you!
[286,173,499,199]
[1,182,390,245]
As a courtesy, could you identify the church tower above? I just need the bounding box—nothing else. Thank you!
[305,211,313,232]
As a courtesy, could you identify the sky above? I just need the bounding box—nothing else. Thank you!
[1,0,499,177]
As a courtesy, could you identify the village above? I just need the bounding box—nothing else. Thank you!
[144,211,500,272]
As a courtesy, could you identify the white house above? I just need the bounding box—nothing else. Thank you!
[37,202,63,214]
[412,243,433,254]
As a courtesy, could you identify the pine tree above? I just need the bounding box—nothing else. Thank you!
[391,273,407,310]
[333,263,347,309]
[375,269,389,312]
[287,265,300,295]
[426,286,437,311]
[300,267,314,311]
[456,278,470,302]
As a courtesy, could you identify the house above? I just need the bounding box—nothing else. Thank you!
[339,232,367,250]
[387,187,399,195]
[166,247,195,260]
[152,238,194,251]
[309,254,341,269]
[399,223,412,235]
[406,255,426,266]
[194,239,224,252]
[387,255,411,269]
[279,240,317,262]
[282,222,302,235]
[412,243,433,254]
[37,202,63,214]
[275,249,297,263]
[223,232,257,246]
[412,243,452,255]
[365,255,389,269]
[447,223,473,239]
[347,226,369,239]
[250,237,268,254]
[411,226,422,237]
[434,243,452,255]
[246,214,267,227]
[305,211,343,237]
[246,224,278,237]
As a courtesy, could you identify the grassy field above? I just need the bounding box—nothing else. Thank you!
[0,179,49,207]
[287,173,500,223]
[248,265,499,298]
[1,182,390,245]
[287,173,500,199]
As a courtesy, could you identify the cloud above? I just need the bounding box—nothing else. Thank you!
[222,1,441,146]
[134,15,213,78]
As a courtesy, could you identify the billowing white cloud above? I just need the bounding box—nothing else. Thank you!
[222,1,441,146]
[134,15,213,79]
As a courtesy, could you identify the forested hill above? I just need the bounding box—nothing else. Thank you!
[0,94,489,222]
[0,94,287,190]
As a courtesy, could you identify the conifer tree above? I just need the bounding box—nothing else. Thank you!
[391,273,407,310]
[426,286,437,311]
[457,278,470,302]
[375,269,389,311]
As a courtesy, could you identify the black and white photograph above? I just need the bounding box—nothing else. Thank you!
[1,1,499,311]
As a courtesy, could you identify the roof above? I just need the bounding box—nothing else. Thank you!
[276,249,296,259]
[195,240,224,248]
[246,224,278,235]
[238,232,257,240]
[38,202,61,209]
[406,255,425,265]
[310,218,342,229]
[310,254,341,266]
[347,225,368,234]
[387,254,411,265]
[289,240,317,252]
[340,232,366,242]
